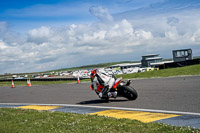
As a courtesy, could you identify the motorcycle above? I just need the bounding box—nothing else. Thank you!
[90,77,138,101]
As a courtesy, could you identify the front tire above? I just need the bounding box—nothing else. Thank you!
[120,86,138,100]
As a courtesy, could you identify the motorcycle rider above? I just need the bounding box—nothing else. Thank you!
[90,69,117,98]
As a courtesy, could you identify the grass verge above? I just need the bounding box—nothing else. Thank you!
[0,108,199,133]
[116,64,200,79]
[0,64,199,86]
[0,80,76,87]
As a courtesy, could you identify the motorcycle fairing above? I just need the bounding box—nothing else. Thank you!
[112,77,122,88]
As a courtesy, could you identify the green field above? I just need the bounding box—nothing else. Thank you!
[0,64,200,87]
[116,64,200,79]
[0,80,77,87]
[0,65,200,86]
[0,108,199,133]
[0,65,200,132]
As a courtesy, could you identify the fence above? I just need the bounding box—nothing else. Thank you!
[0,77,87,82]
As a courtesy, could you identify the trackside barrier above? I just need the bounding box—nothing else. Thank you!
[77,76,80,84]
[27,78,31,87]
[11,80,15,88]
[0,78,88,82]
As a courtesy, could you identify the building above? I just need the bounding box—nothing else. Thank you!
[172,49,192,62]
[150,60,174,68]
[141,54,163,67]
[109,63,141,69]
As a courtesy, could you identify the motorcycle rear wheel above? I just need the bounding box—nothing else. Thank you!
[120,86,138,100]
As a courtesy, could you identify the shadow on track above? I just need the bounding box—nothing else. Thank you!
[77,99,128,105]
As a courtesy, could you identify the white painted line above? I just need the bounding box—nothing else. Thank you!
[1,103,200,116]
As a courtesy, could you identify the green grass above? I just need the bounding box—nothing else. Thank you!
[116,64,200,79]
[0,80,77,87]
[0,64,200,86]
[0,108,199,133]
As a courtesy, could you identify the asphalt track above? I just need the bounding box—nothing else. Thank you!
[0,76,199,113]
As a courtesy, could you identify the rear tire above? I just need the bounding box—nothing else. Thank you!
[120,86,138,100]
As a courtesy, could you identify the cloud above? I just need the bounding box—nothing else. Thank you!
[0,2,200,74]
[89,6,114,23]
[0,17,154,73]
[165,27,179,40]
[167,17,179,26]
[192,29,200,43]
[0,40,8,49]
[28,26,53,43]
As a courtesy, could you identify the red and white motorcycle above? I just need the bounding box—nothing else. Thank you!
[90,77,138,101]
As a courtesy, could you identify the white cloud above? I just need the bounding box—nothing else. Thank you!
[167,17,179,27]
[89,6,114,23]
[165,27,179,40]
[29,26,52,39]
[0,3,200,74]
[0,40,8,49]
[135,30,152,40]
[191,29,200,43]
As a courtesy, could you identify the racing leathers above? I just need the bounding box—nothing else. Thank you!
[92,71,115,98]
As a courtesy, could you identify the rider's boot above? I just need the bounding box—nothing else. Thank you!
[107,92,112,98]
[126,79,131,86]
[107,91,117,98]
[99,86,109,98]
[113,91,117,98]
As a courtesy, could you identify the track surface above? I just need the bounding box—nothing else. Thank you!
[0,76,200,113]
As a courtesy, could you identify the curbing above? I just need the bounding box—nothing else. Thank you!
[0,103,200,129]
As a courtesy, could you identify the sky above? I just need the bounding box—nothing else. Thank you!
[0,0,200,74]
